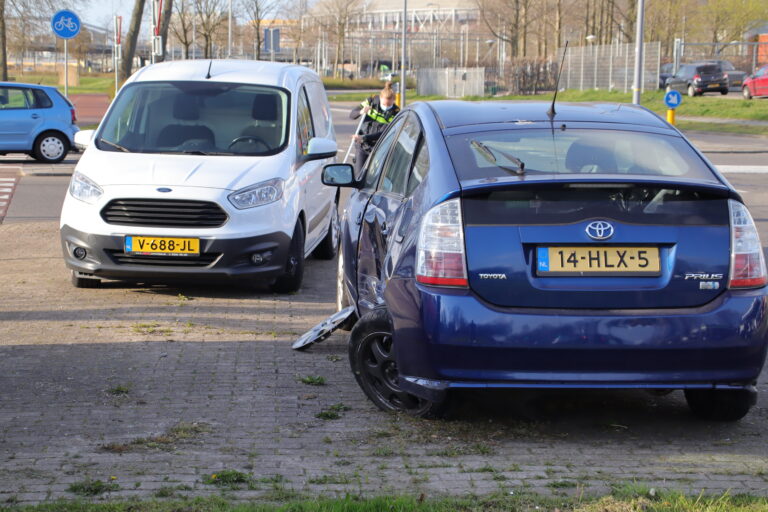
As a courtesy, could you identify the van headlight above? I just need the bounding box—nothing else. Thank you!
[69,171,103,204]
[228,178,284,209]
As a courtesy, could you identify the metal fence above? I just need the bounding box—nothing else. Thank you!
[674,41,768,75]
[417,67,484,97]
[559,42,661,92]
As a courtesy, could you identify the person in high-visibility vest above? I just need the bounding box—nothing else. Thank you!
[349,81,400,175]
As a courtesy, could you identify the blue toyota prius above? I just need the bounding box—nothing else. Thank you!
[319,100,768,421]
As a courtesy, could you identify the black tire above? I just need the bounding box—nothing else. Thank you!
[33,131,69,163]
[335,245,358,332]
[720,89,728,95]
[743,86,753,100]
[349,308,447,418]
[70,270,100,288]
[271,220,305,293]
[684,389,755,422]
[312,198,339,260]
[687,85,697,97]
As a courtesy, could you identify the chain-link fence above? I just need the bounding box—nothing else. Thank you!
[558,42,661,92]
[416,68,484,97]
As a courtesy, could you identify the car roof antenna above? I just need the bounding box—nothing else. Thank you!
[205,60,213,79]
[547,41,569,121]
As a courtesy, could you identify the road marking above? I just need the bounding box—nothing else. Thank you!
[717,165,768,174]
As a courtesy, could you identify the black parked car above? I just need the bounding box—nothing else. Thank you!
[666,63,728,97]
[704,60,747,91]
[658,63,675,89]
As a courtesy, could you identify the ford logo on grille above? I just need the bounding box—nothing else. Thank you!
[585,221,614,240]
[157,187,172,193]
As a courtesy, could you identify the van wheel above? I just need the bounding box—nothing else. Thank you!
[312,198,339,260]
[70,270,100,288]
[271,220,305,293]
[349,308,447,418]
[684,388,755,421]
[743,87,753,100]
[33,131,68,163]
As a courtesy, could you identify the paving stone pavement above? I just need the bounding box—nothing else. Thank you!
[1,217,768,504]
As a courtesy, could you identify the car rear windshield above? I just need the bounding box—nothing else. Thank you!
[696,65,722,74]
[446,128,718,181]
[97,81,290,156]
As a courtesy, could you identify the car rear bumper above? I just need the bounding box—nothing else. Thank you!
[385,278,768,401]
[60,224,291,283]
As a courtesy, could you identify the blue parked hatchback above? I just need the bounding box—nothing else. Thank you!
[0,82,78,163]
[319,100,768,421]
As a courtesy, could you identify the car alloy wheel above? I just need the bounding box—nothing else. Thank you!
[349,309,446,418]
[687,85,696,97]
[743,87,752,100]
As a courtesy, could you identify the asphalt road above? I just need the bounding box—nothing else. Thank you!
[1,106,768,504]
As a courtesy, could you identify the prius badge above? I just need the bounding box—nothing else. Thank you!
[586,221,614,241]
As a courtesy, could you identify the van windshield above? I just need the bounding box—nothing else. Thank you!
[97,81,290,156]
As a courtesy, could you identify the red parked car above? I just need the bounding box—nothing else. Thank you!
[743,65,768,99]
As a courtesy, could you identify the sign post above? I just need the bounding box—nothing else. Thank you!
[51,10,81,98]
[664,89,682,125]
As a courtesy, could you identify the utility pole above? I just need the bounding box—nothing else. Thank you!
[227,0,232,57]
[631,0,645,105]
[401,0,407,107]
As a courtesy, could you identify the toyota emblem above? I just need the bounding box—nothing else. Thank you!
[585,221,614,240]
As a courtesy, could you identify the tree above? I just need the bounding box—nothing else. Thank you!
[157,0,175,62]
[171,0,194,58]
[241,0,277,60]
[121,0,147,81]
[313,0,363,78]
[195,0,226,58]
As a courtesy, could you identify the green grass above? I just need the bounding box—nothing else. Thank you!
[8,72,115,96]
[5,491,768,511]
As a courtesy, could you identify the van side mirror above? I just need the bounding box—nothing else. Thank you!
[74,129,95,150]
[305,137,337,162]
[322,163,356,187]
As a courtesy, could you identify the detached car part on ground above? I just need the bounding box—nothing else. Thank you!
[60,60,340,292]
[299,100,768,422]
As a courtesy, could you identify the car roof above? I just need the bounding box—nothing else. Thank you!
[125,59,319,90]
[421,100,669,130]
[0,81,51,89]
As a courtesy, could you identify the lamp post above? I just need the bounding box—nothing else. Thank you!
[401,0,407,107]
[631,0,646,104]
[586,34,596,89]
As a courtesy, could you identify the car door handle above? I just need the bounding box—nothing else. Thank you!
[31,114,40,119]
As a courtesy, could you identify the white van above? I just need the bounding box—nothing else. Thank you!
[60,60,339,292]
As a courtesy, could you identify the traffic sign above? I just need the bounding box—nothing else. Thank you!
[51,10,81,39]
[664,90,682,109]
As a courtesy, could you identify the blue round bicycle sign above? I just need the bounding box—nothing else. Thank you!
[51,10,81,39]
[664,90,682,109]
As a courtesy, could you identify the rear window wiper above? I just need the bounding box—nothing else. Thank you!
[470,139,525,175]
[99,138,130,153]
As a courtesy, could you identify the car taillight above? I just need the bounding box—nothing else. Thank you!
[729,200,767,289]
[416,198,468,287]
[70,108,77,124]
[693,74,701,81]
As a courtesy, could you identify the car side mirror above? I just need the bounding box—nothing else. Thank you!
[74,129,95,150]
[305,137,337,162]
[322,163,357,187]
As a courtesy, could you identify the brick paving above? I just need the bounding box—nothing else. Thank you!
[0,218,767,505]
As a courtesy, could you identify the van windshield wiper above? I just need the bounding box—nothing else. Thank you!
[99,138,130,153]
[470,139,525,175]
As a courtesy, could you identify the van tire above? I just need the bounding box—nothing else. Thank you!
[271,220,305,293]
[313,198,339,260]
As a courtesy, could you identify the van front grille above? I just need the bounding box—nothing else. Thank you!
[100,199,228,228]
[105,250,220,267]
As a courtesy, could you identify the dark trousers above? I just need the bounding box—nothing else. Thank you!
[353,143,371,176]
